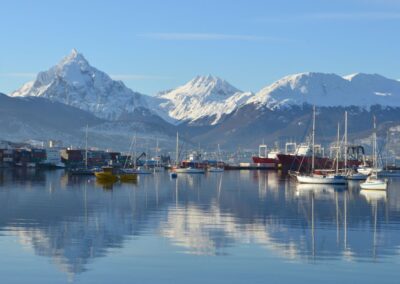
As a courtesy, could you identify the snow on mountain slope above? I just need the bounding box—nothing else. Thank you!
[247,72,400,108]
[10,49,149,120]
[155,75,253,124]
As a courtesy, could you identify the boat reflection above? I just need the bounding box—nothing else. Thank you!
[295,183,345,199]
[360,189,387,203]
[0,170,399,278]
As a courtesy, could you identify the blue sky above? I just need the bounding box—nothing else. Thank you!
[0,0,399,95]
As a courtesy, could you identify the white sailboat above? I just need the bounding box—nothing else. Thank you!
[360,117,387,190]
[296,106,346,185]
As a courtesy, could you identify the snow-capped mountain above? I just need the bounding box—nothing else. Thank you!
[6,48,400,150]
[178,72,400,148]
[153,72,400,126]
[154,75,253,125]
[247,72,400,108]
[10,49,149,120]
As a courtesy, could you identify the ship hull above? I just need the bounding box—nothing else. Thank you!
[277,153,361,172]
[252,156,278,164]
[277,154,330,171]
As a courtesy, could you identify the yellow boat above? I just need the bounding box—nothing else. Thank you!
[119,172,138,182]
[95,166,118,182]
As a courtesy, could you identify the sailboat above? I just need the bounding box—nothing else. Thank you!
[69,125,95,175]
[360,117,388,190]
[342,111,367,180]
[208,144,224,172]
[173,132,204,174]
[118,134,138,181]
[153,138,164,172]
[296,106,346,185]
[136,140,152,174]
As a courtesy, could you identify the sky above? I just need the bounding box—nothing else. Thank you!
[0,0,399,95]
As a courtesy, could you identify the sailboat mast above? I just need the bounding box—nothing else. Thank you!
[344,111,348,170]
[336,122,340,174]
[373,116,377,171]
[176,132,179,167]
[133,134,137,168]
[85,124,88,169]
[311,106,316,172]
[156,138,159,168]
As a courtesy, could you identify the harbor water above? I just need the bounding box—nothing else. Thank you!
[0,169,399,283]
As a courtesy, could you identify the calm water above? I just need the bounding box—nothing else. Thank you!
[0,169,399,283]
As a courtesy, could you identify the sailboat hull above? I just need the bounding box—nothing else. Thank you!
[346,173,367,180]
[296,175,346,184]
[360,180,387,190]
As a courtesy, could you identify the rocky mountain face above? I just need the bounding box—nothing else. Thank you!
[181,104,400,149]
[0,92,180,151]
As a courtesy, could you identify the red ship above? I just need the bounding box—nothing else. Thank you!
[277,143,363,171]
[251,144,278,168]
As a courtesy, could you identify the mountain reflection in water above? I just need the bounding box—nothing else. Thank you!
[0,169,399,279]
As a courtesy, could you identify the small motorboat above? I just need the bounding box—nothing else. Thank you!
[95,166,118,182]
[170,172,178,179]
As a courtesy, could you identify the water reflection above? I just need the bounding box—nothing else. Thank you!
[0,169,399,278]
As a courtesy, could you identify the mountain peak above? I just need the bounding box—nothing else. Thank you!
[192,74,220,83]
[181,75,242,98]
[59,48,88,67]
[71,48,78,56]
[154,75,251,125]
[9,50,148,120]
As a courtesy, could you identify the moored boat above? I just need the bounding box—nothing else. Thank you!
[252,144,278,168]
[119,168,138,182]
[360,117,388,191]
[360,176,387,190]
[296,174,346,184]
[346,171,367,180]
[95,166,118,182]
[294,106,346,185]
